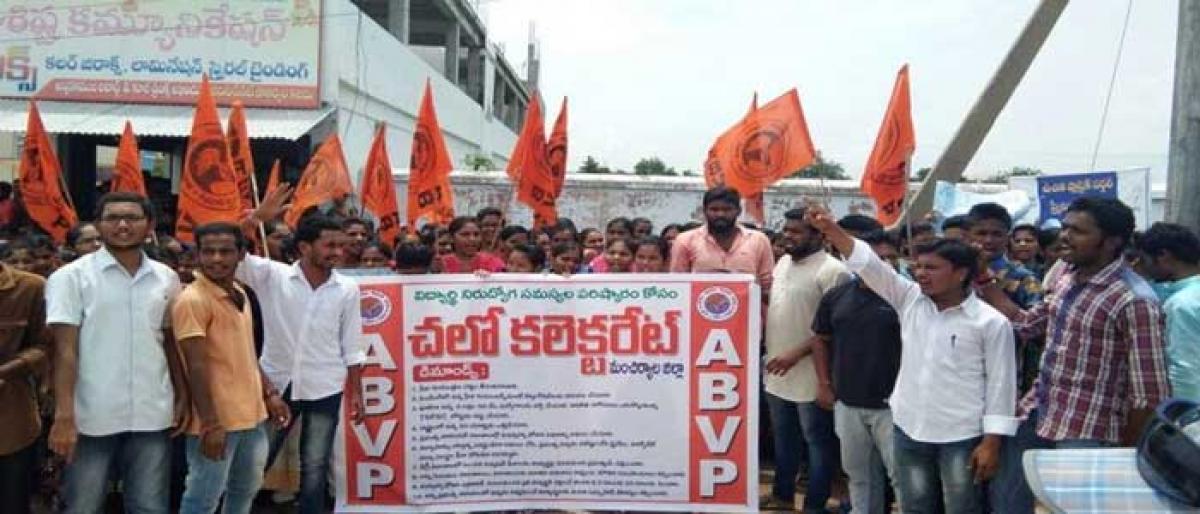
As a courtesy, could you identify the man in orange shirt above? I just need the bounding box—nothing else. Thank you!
[172,222,290,514]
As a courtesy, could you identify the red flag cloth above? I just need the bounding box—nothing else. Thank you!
[407,80,456,229]
[19,101,77,243]
[265,159,282,196]
[509,94,556,224]
[360,124,401,246]
[862,65,916,226]
[226,101,257,210]
[547,97,568,196]
[111,121,146,196]
[285,135,353,227]
[176,75,242,243]
[705,89,816,197]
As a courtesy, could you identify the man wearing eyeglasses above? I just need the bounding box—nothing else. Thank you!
[45,192,189,514]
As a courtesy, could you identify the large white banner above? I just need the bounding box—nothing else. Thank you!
[335,274,761,513]
[0,0,321,108]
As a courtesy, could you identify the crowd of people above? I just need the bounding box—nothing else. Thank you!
[0,178,1197,514]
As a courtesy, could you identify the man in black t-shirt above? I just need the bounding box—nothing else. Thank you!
[813,230,903,514]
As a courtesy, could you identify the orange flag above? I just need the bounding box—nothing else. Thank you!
[547,97,568,196]
[285,135,353,227]
[226,101,257,210]
[265,159,282,196]
[360,124,401,245]
[862,65,916,226]
[742,93,766,225]
[18,101,77,243]
[706,88,815,197]
[176,75,242,243]
[111,121,146,196]
[509,94,556,224]
[407,80,456,229]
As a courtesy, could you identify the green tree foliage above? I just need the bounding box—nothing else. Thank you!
[633,157,677,176]
[789,151,849,179]
[980,166,1042,184]
[463,154,495,171]
[578,155,612,174]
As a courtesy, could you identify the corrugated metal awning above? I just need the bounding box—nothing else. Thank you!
[0,99,334,140]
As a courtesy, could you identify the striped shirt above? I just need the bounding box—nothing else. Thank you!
[1014,257,1171,443]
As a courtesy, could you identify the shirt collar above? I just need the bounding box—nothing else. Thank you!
[288,261,340,290]
[93,246,151,279]
[702,224,745,246]
[1079,257,1127,286]
[989,254,1012,271]
[191,270,243,299]
[0,264,15,291]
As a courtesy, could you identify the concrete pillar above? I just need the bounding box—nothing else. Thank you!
[1168,1,1200,233]
[387,0,409,44]
[444,23,461,85]
[466,47,483,104]
[898,0,1067,229]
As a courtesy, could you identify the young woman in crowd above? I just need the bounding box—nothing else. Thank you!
[496,225,530,264]
[506,243,546,273]
[659,224,683,249]
[440,216,506,273]
[579,228,604,261]
[550,242,583,276]
[603,238,634,273]
[589,217,635,272]
[632,236,669,273]
[359,241,392,269]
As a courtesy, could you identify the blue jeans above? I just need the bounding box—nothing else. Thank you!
[766,393,837,512]
[834,402,896,514]
[988,410,1109,514]
[63,430,171,514]
[892,427,982,514]
[268,392,341,514]
[181,423,269,514]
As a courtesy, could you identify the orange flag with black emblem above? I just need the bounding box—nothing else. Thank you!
[18,101,77,243]
[111,121,146,196]
[360,124,401,246]
[285,135,353,227]
[265,159,282,197]
[534,97,568,229]
[407,80,456,229]
[741,93,767,225]
[226,101,257,210]
[547,97,568,196]
[862,65,915,226]
[176,75,242,243]
[706,88,815,198]
[509,93,556,224]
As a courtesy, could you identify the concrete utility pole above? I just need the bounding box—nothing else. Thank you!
[893,0,1068,229]
[1168,1,1200,233]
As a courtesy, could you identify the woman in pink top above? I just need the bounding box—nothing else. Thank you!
[440,216,506,273]
[603,238,634,273]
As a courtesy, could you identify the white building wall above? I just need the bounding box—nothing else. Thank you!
[390,171,1168,231]
[321,0,518,184]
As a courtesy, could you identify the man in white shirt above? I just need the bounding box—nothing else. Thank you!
[239,204,366,514]
[761,207,850,511]
[807,206,1018,514]
[45,192,187,514]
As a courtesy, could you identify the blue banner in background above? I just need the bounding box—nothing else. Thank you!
[1036,172,1119,223]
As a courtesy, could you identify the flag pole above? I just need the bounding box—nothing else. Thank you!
[903,156,914,257]
[248,162,270,257]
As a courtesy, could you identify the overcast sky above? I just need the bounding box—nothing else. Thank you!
[483,0,1176,183]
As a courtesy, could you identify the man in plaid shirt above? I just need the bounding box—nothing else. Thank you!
[978,197,1171,514]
